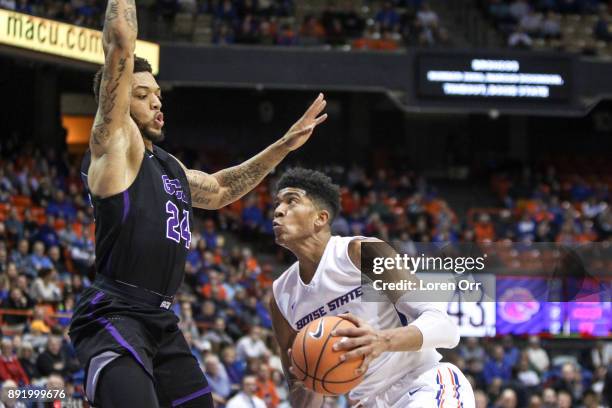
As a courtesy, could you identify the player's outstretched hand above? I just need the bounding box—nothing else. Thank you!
[332,313,389,376]
[281,93,328,151]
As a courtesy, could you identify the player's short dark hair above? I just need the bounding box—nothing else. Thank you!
[93,56,152,104]
[276,168,341,222]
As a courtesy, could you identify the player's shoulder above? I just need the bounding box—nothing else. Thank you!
[272,261,299,292]
[336,235,380,255]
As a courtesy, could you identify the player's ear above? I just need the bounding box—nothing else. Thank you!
[315,210,330,228]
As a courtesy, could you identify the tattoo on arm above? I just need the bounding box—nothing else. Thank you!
[216,162,268,205]
[188,173,221,207]
[106,0,119,21]
[91,56,128,146]
[124,1,137,33]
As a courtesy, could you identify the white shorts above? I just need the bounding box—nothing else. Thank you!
[358,362,475,408]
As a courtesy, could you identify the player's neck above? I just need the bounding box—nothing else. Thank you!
[295,232,331,285]
[144,139,153,151]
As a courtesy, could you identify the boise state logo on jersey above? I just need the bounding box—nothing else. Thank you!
[498,287,540,324]
[162,175,188,203]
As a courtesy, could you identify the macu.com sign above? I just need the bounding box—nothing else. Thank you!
[0,9,159,74]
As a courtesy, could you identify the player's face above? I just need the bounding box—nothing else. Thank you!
[273,188,321,248]
[130,72,165,144]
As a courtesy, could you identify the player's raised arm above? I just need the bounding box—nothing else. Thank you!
[268,296,325,408]
[178,93,327,210]
[90,0,137,157]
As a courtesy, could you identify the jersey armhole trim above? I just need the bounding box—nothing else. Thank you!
[272,291,295,332]
[343,236,370,276]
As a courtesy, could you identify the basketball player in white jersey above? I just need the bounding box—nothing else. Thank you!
[269,168,475,408]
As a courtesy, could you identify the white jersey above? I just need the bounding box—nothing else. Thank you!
[272,236,445,402]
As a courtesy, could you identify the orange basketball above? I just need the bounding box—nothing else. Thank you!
[291,316,365,396]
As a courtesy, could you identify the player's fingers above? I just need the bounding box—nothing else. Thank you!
[341,345,372,362]
[310,99,327,119]
[314,113,328,126]
[287,348,293,359]
[304,93,324,117]
[287,124,315,138]
[333,335,371,352]
[332,326,368,337]
[356,355,372,375]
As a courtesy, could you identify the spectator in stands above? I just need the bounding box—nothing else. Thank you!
[212,23,236,45]
[508,26,533,48]
[300,15,326,46]
[183,331,205,366]
[36,336,73,378]
[10,239,29,275]
[2,287,34,331]
[515,352,540,389]
[16,342,38,382]
[201,219,219,250]
[553,363,584,402]
[541,10,561,38]
[591,340,612,368]
[46,190,76,221]
[221,345,245,391]
[526,336,550,374]
[226,374,266,408]
[557,390,573,408]
[276,23,298,46]
[30,267,61,303]
[502,336,520,367]
[475,213,496,242]
[509,0,532,22]
[178,301,199,339]
[204,354,232,402]
[201,270,228,301]
[196,300,218,329]
[495,388,518,408]
[541,387,557,407]
[27,242,53,276]
[0,379,27,408]
[236,326,269,361]
[33,215,60,250]
[255,362,279,408]
[375,1,401,32]
[520,8,543,35]
[0,338,29,386]
[57,294,74,327]
[202,317,233,352]
[475,389,489,408]
[416,2,440,30]
[581,389,604,408]
[484,345,513,385]
[4,208,23,242]
[47,245,67,278]
[215,0,237,22]
[461,337,486,362]
[236,14,261,44]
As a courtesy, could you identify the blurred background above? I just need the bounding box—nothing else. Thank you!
[0,0,612,407]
